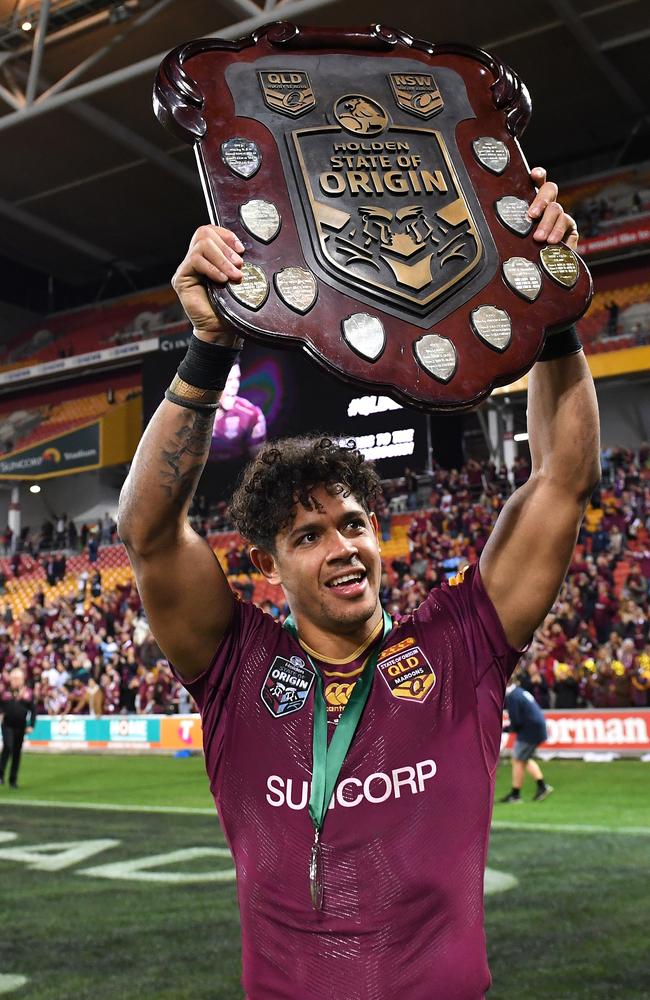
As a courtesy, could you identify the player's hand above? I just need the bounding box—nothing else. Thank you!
[527,167,579,251]
[172,225,245,344]
[26,726,33,733]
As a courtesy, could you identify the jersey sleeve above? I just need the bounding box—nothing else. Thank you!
[176,598,280,785]
[414,563,523,771]
[178,597,272,712]
[415,562,522,688]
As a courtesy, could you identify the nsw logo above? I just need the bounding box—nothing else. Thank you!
[261,654,315,719]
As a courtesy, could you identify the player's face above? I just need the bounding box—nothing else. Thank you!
[270,485,382,634]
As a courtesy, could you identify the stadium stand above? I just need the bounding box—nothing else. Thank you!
[0,257,648,382]
[577,267,650,352]
[0,446,647,717]
[0,286,184,372]
[0,386,137,457]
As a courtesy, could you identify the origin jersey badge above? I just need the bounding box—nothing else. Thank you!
[261,654,315,718]
[377,638,436,703]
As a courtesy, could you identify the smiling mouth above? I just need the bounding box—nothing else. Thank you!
[325,569,368,595]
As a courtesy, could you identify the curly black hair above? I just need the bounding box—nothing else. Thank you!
[229,435,381,551]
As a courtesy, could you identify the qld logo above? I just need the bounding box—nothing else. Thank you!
[377,638,436,703]
[261,655,315,719]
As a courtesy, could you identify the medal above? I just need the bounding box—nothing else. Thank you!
[284,609,392,910]
[309,827,323,910]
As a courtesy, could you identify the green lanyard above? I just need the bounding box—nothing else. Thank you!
[283,609,392,909]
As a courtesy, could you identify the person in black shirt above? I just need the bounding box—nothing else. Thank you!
[0,668,36,788]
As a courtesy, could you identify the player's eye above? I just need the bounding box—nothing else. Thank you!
[297,531,318,545]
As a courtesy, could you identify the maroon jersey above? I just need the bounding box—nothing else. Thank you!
[181,563,520,1000]
[210,397,266,461]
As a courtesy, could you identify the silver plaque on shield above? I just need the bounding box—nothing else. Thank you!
[539,245,579,289]
[414,334,457,383]
[470,305,512,352]
[275,267,318,314]
[221,137,262,179]
[228,262,269,310]
[342,314,385,362]
[495,196,533,236]
[472,137,510,175]
[502,257,542,302]
[239,199,281,243]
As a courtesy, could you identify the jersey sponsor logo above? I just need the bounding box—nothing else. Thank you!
[266,758,437,810]
[261,655,315,718]
[377,644,436,703]
[322,663,365,725]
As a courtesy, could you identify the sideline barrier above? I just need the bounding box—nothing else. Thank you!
[11,709,650,756]
[21,715,203,753]
[501,709,650,757]
[8,708,650,757]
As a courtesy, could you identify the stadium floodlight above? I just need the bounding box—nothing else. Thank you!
[21,19,32,31]
[29,483,41,493]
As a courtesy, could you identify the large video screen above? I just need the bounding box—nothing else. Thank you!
[143,331,459,498]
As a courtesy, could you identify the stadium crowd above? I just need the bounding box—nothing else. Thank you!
[0,446,648,716]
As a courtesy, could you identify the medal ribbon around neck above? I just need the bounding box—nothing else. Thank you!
[283,608,392,909]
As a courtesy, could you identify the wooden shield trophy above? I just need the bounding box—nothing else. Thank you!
[154,22,592,411]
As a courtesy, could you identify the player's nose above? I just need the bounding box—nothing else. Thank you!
[326,530,359,562]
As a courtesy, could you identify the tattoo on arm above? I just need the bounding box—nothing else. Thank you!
[159,410,216,504]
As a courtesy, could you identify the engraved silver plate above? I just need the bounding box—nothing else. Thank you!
[502,257,542,302]
[495,196,533,236]
[275,267,317,314]
[221,137,261,179]
[472,137,509,175]
[239,200,281,243]
[539,245,579,289]
[228,262,269,310]
[470,305,512,352]
[414,334,457,383]
[341,313,385,362]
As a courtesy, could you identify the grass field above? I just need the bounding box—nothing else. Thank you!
[0,755,649,999]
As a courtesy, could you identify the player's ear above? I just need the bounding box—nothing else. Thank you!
[249,546,281,584]
[369,511,381,545]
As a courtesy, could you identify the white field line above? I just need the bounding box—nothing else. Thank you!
[0,798,215,816]
[492,820,650,836]
[0,798,648,835]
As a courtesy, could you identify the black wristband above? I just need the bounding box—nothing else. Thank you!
[538,325,582,362]
[177,335,241,391]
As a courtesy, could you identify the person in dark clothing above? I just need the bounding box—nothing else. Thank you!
[0,668,36,788]
[499,683,553,803]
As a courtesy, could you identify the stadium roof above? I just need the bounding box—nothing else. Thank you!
[0,0,648,326]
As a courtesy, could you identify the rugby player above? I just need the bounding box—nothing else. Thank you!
[118,166,601,999]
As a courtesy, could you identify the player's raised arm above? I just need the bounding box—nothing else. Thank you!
[479,168,601,651]
[117,226,245,681]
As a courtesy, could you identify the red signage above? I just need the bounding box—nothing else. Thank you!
[502,710,650,754]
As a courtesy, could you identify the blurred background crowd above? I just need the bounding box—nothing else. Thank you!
[0,445,648,717]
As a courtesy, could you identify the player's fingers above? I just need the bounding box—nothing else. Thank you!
[563,214,580,250]
[219,228,246,255]
[533,201,563,242]
[189,225,245,260]
[547,206,573,245]
[530,165,546,187]
[528,177,558,220]
[202,235,244,277]
[174,250,228,287]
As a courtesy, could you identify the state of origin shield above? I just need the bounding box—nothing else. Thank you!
[154,22,592,411]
